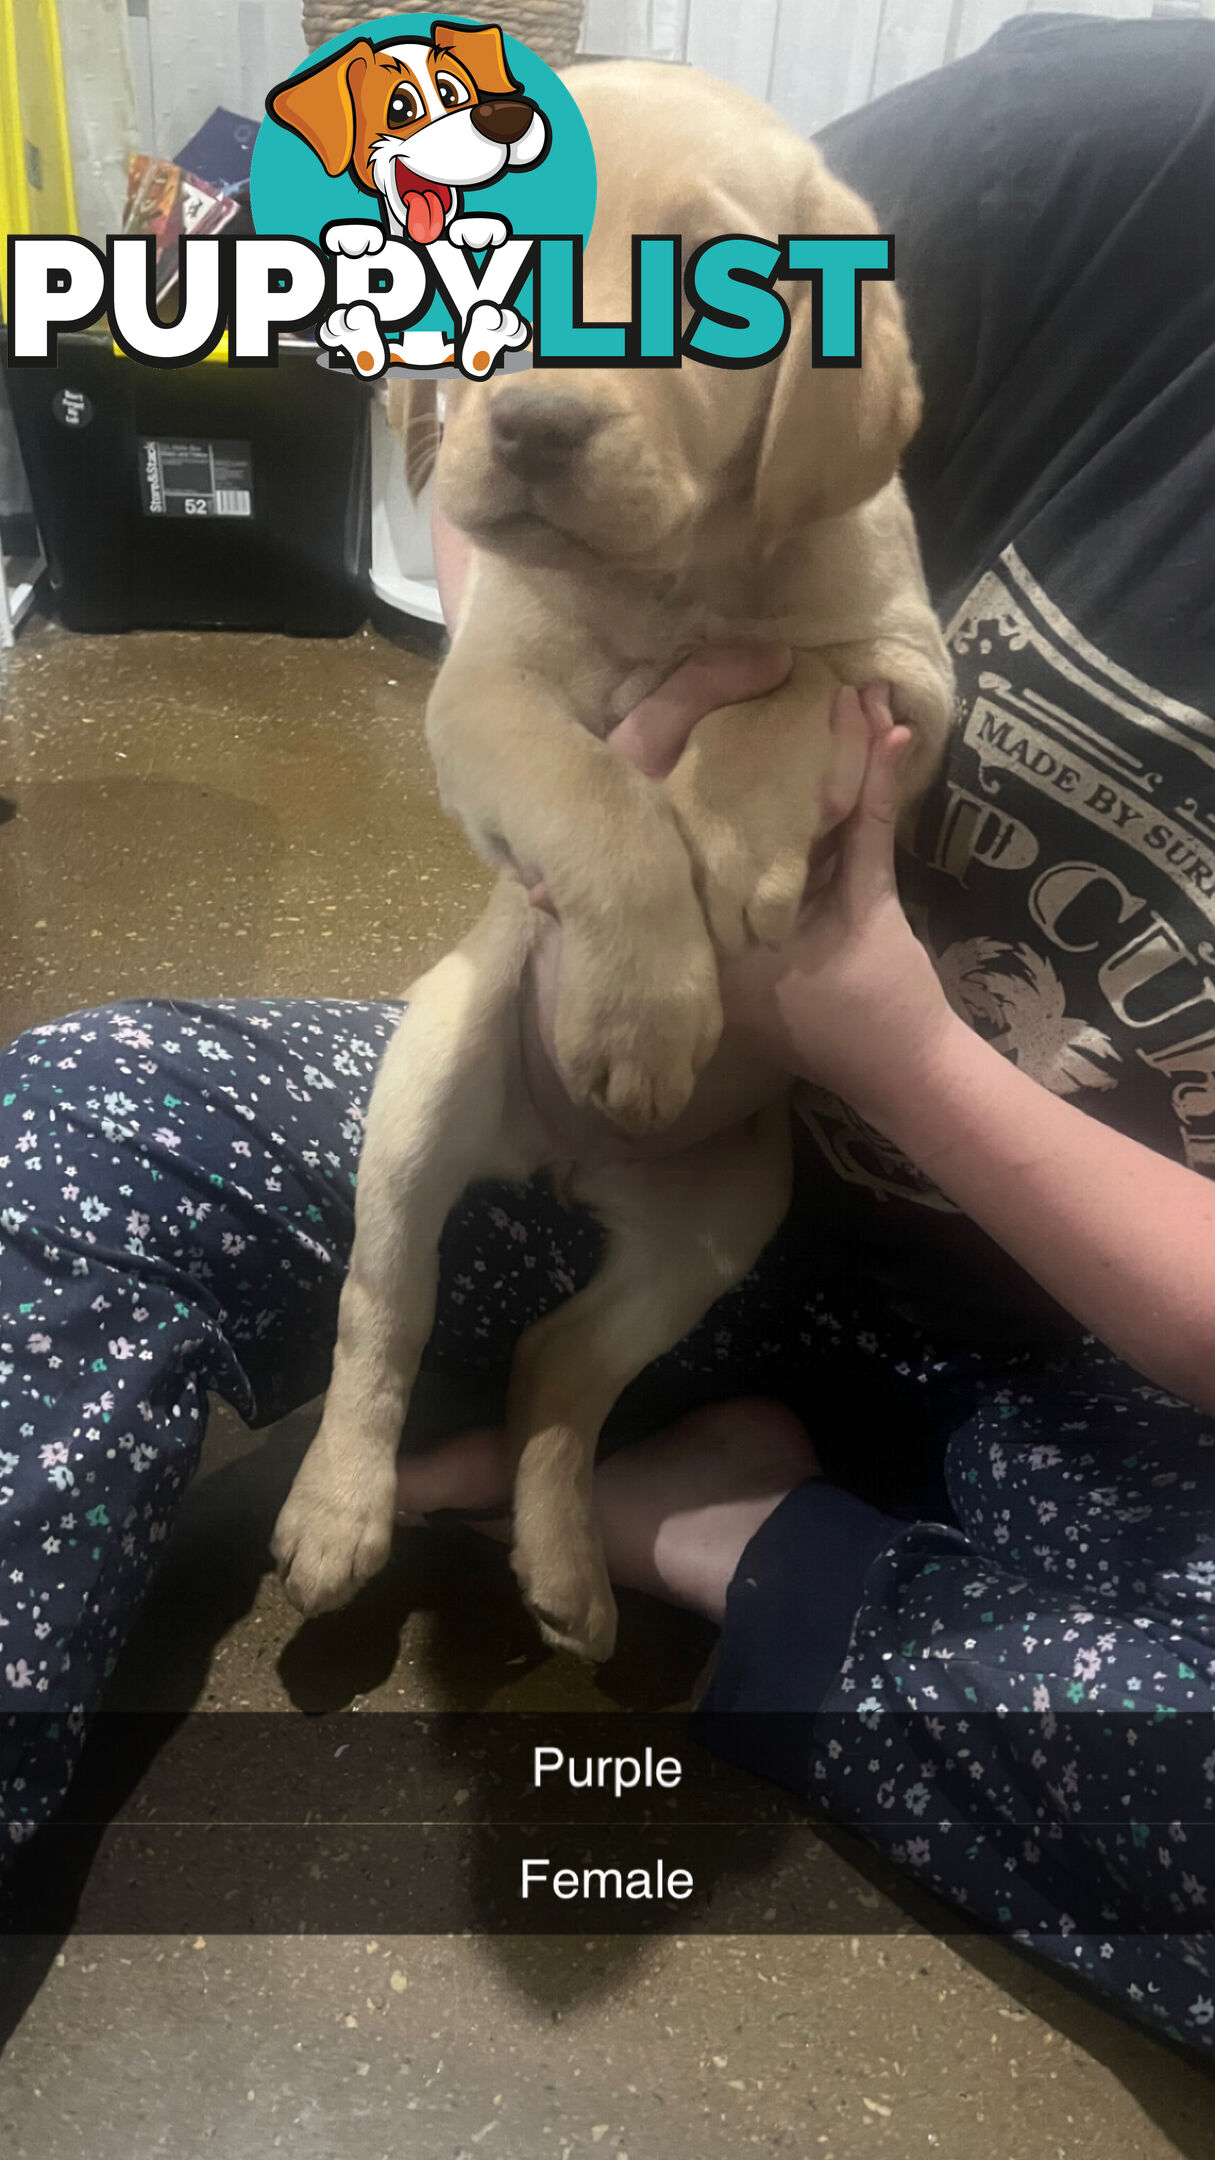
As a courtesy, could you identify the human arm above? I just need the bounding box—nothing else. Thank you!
[498,584,1215,1412]
[873,1013,1215,1413]
[725,689,1215,1417]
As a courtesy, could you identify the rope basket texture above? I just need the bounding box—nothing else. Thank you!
[301,0,585,67]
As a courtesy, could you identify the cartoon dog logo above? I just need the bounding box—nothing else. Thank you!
[267,19,550,376]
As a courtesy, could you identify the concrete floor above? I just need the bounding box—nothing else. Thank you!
[0,614,1212,2157]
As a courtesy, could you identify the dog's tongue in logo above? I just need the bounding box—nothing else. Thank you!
[259,19,569,376]
[397,166,452,246]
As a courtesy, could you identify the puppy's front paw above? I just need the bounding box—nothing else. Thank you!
[668,778,813,955]
[554,923,722,1136]
[272,1453,396,1615]
[703,834,810,954]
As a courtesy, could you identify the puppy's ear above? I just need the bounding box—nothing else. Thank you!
[430,20,521,99]
[267,39,374,177]
[754,146,921,550]
[384,376,441,499]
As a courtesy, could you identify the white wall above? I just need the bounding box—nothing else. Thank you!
[582,0,1186,135]
[58,0,140,241]
[125,0,304,161]
[121,1,1207,165]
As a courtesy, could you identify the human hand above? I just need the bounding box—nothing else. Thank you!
[716,685,953,1118]
[525,643,794,911]
[519,666,920,1166]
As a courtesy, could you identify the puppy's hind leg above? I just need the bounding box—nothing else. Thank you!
[274,893,536,1616]
[507,1103,793,1663]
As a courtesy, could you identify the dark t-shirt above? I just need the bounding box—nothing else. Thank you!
[794,14,1215,1345]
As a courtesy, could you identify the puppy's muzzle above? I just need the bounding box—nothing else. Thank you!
[471,97,536,145]
[491,390,603,483]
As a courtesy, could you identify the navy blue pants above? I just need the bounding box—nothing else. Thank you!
[3,998,1215,2051]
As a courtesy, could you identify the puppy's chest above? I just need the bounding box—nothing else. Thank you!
[595,606,781,731]
[519,557,807,733]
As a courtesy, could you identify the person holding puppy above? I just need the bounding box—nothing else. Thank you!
[1,12,1213,2049]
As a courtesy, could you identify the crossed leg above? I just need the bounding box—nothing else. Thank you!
[505,1103,794,1660]
[395,1397,819,1621]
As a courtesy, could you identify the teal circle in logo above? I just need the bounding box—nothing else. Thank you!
[251,12,596,347]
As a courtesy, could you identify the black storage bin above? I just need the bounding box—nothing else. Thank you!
[3,332,370,635]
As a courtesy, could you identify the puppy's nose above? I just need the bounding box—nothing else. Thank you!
[491,390,600,483]
[471,98,534,145]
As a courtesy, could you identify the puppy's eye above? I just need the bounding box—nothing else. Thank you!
[386,83,423,126]
[435,72,471,111]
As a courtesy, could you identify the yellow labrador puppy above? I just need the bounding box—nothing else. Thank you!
[272,63,954,1661]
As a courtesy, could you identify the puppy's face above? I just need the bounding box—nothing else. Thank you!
[433,63,922,578]
[437,343,760,573]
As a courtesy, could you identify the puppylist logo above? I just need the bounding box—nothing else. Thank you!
[254,13,588,379]
[5,11,895,382]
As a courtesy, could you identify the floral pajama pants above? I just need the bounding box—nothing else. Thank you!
[2,997,1215,2053]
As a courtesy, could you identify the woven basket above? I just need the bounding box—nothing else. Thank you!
[301,0,585,67]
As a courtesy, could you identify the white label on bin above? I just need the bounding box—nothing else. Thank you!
[138,438,254,519]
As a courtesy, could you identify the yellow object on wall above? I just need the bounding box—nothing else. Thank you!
[0,0,79,315]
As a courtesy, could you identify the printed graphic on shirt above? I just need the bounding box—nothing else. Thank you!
[933,938,1119,1096]
[801,545,1215,1204]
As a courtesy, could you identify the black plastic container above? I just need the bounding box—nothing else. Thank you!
[3,332,370,635]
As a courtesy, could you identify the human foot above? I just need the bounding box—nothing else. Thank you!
[394,1397,818,1624]
[394,1424,514,1524]
[593,1398,818,1621]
